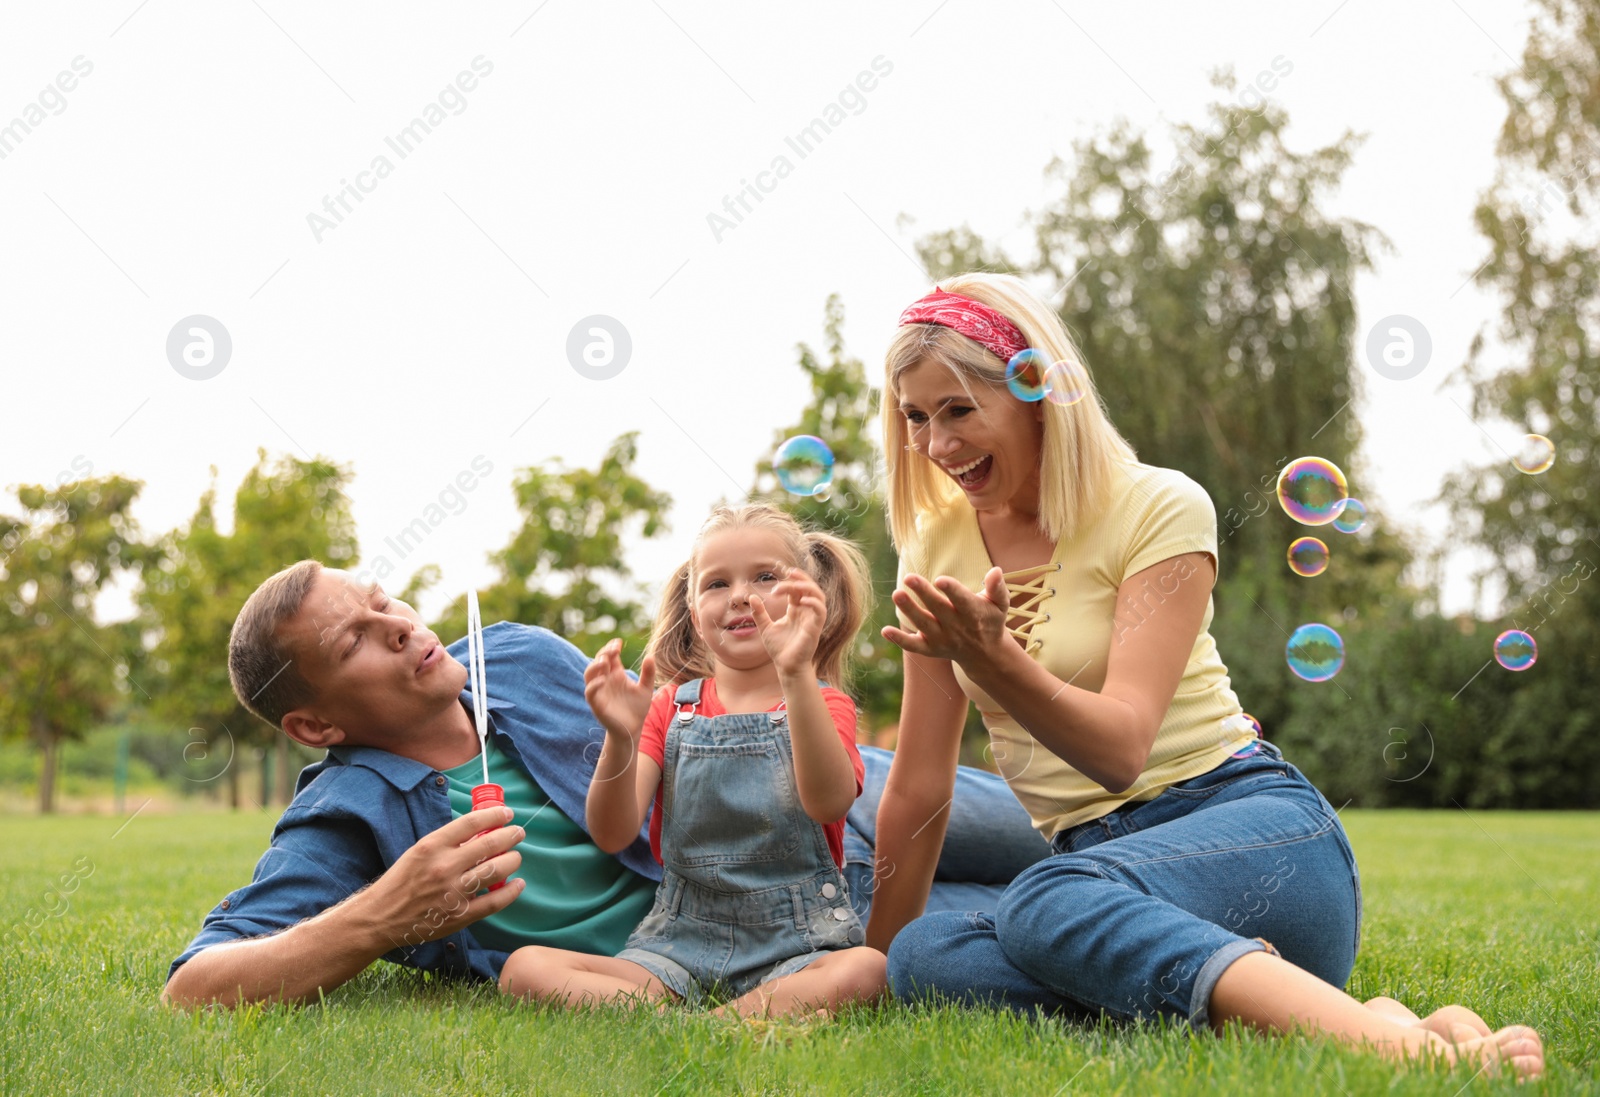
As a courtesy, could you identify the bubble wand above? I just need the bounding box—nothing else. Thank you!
[465,590,507,890]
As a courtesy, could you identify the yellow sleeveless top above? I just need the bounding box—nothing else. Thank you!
[896,461,1252,839]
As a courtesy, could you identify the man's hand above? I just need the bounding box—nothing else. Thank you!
[162,806,527,1010]
[359,806,526,950]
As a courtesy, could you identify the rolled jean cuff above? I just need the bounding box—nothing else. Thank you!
[1188,937,1271,1033]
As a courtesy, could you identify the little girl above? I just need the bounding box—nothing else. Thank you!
[498,503,888,1018]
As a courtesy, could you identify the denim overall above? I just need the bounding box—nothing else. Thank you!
[615,678,865,1002]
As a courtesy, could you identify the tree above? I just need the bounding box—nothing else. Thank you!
[139,451,359,808]
[431,433,671,664]
[0,476,146,812]
[1437,0,1600,806]
[751,294,904,730]
[914,73,1422,759]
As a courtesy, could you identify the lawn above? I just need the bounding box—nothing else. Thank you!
[3,809,1596,1095]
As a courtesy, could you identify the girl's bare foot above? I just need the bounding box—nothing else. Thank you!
[710,1002,834,1024]
[1448,1025,1545,1082]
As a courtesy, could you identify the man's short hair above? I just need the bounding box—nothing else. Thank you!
[229,559,323,729]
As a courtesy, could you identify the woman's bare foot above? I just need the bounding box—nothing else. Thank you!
[1416,1005,1493,1043]
[1448,1025,1545,1082]
[1363,997,1494,1044]
[1362,995,1421,1024]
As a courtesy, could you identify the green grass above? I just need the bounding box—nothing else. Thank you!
[3,810,1597,1095]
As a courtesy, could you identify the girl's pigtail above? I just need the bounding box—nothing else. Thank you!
[644,560,710,687]
[802,531,872,692]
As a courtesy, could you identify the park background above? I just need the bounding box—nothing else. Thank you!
[4,0,1598,814]
[3,1,1599,1092]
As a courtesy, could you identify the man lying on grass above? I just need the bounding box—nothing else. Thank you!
[162,560,1048,1009]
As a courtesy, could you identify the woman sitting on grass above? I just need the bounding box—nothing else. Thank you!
[498,504,886,1019]
[864,272,1543,1080]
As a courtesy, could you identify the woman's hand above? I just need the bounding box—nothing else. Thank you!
[583,638,655,740]
[882,567,1011,668]
[751,567,826,680]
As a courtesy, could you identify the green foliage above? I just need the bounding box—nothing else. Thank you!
[13,30,1600,817]
[397,563,442,608]
[0,476,147,812]
[920,72,1419,602]
[1432,0,1600,808]
[137,451,359,806]
[0,722,159,797]
[751,295,904,728]
[432,433,671,663]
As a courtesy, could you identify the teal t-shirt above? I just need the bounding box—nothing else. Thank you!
[445,736,656,956]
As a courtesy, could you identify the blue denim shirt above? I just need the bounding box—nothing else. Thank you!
[167,622,660,986]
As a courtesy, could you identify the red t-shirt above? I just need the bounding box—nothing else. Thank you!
[637,678,864,868]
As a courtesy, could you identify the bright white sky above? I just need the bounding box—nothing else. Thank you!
[0,1,1540,627]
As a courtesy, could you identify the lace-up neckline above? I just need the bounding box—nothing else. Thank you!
[1002,562,1062,655]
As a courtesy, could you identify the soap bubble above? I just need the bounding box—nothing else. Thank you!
[1513,434,1554,475]
[1276,457,1349,526]
[1005,349,1046,402]
[1493,629,1537,671]
[1230,712,1263,758]
[1287,537,1329,577]
[774,436,835,497]
[1043,359,1088,406]
[1332,498,1367,534]
[1286,622,1345,682]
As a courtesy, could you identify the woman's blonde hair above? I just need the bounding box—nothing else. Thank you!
[645,503,871,691]
[881,271,1138,550]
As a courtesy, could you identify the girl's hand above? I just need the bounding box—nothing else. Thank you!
[583,639,656,740]
[750,567,826,679]
[882,568,1011,667]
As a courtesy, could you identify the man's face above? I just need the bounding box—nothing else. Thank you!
[279,569,468,746]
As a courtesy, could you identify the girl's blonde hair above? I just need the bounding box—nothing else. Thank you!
[646,503,871,691]
[881,271,1138,550]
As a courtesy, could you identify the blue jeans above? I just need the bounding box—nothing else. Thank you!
[845,746,1052,919]
[885,740,1363,1031]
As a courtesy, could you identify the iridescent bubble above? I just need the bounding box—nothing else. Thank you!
[1276,457,1349,526]
[1286,622,1345,682]
[1043,359,1088,406]
[1005,349,1046,402]
[1225,712,1262,756]
[1287,536,1330,578]
[773,435,835,497]
[1219,711,1262,755]
[1513,434,1554,475]
[1493,629,1537,671]
[1332,498,1367,534]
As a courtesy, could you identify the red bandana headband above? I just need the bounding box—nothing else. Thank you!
[896,286,1029,364]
